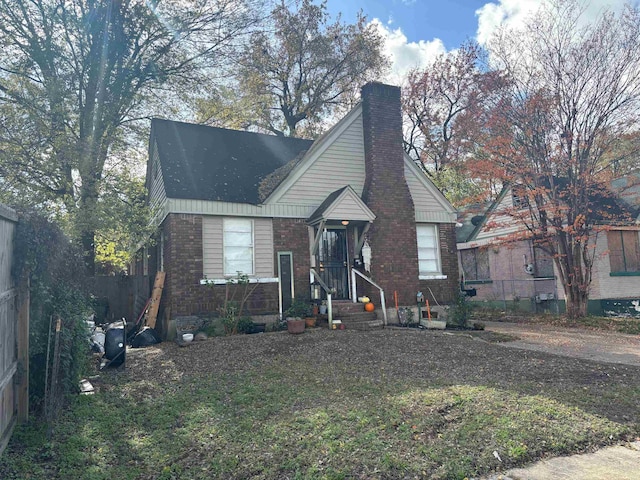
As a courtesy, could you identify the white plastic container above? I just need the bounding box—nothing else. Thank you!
[182,333,194,343]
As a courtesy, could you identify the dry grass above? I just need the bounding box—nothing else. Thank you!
[2,328,639,479]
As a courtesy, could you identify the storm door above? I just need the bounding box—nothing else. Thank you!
[318,228,349,300]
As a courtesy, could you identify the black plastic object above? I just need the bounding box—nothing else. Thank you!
[104,320,126,367]
[131,327,161,348]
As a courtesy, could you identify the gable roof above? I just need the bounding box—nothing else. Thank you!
[306,186,376,225]
[262,105,364,205]
[151,119,313,205]
[403,153,457,221]
[461,179,638,244]
[456,203,491,243]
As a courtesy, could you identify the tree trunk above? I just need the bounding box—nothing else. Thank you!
[81,230,96,277]
[79,173,100,277]
[564,283,588,319]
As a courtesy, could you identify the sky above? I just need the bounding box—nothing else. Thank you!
[324,0,638,83]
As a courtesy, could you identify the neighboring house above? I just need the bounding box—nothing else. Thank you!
[145,82,459,335]
[457,180,640,316]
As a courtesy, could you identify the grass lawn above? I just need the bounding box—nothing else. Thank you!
[2,328,639,479]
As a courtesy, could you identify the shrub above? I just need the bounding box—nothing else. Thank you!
[237,317,256,334]
[13,210,92,414]
[448,292,473,329]
[284,298,312,318]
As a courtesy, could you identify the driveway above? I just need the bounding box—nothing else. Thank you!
[484,321,640,366]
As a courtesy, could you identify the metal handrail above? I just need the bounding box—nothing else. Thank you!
[310,269,333,325]
[350,269,387,326]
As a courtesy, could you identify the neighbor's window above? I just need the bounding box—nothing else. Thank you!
[416,224,441,275]
[223,218,254,275]
[608,230,640,274]
[512,185,529,209]
[460,247,489,281]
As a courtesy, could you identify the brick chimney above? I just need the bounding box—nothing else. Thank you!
[361,82,420,305]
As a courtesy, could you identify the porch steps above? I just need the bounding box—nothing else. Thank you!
[331,301,383,331]
[332,301,369,315]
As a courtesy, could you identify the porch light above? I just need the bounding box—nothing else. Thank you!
[341,220,349,225]
[311,281,322,302]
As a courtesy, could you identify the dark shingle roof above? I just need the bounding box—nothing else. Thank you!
[151,119,314,204]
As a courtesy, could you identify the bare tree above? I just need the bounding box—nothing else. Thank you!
[0,0,258,273]
[197,0,389,138]
[402,43,503,171]
[483,0,640,317]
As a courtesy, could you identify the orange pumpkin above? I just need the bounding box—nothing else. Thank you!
[364,302,375,312]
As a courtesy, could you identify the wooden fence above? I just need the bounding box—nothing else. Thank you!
[86,275,152,324]
[0,204,28,456]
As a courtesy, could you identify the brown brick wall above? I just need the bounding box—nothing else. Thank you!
[419,223,459,304]
[162,213,279,319]
[361,82,420,305]
[273,218,311,302]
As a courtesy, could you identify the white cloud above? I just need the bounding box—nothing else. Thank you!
[476,0,633,46]
[370,19,446,84]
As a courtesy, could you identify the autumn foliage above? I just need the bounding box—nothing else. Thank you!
[472,0,640,317]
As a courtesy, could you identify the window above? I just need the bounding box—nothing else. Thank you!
[416,224,441,275]
[461,248,490,281]
[608,230,640,274]
[512,185,529,209]
[224,218,254,275]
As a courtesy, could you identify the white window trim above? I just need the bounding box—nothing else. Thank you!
[417,223,443,276]
[223,217,255,276]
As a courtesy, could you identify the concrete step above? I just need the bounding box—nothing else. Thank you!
[335,311,383,331]
[332,301,372,315]
[337,311,378,323]
[341,319,384,331]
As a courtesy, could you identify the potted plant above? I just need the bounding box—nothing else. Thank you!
[284,298,312,333]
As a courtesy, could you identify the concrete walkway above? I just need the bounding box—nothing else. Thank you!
[480,321,640,479]
[483,441,640,480]
[483,320,640,366]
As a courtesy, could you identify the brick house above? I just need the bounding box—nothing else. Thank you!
[145,82,458,335]
[457,179,640,316]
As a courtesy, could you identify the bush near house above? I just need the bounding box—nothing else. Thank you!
[13,210,93,413]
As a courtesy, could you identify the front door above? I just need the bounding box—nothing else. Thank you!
[318,228,349,300]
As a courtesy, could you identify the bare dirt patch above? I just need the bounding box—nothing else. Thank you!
[110,328,640,425]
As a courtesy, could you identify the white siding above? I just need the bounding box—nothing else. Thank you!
[405,165,444,212]
[475,192,522,241]
[149,141,167,213]
[404,159,457,223]
[168,198,316,219]
[202,216,274,278]
[202,217,223,277]
[276,113,365,205]
[254,218,274,277]
[324,189,374,221]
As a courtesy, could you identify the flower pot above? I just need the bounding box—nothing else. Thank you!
[319,305,327,315]
[304,317,316,328]
[286,317,305,334]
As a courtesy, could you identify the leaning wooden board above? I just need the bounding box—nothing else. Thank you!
[146,271,165,329]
